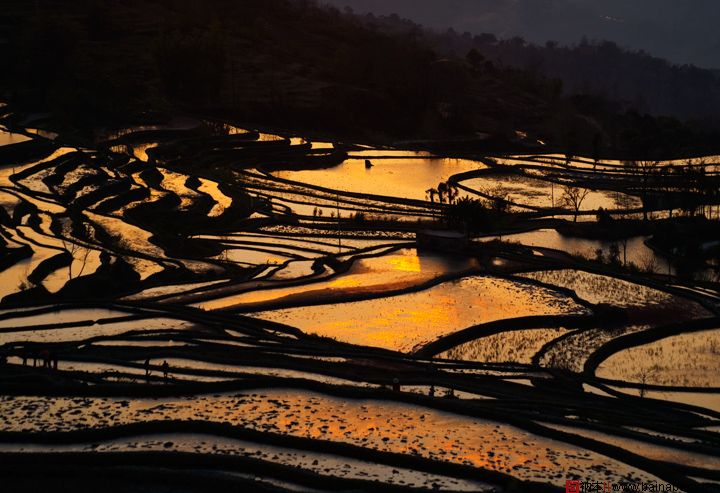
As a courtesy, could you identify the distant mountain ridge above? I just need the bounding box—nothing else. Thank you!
[322,0,720,120]
[322,0,720,69]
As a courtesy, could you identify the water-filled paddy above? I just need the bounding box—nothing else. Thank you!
[0,257,35,301]
[84,211,171,280]
[0,241,60,292]
[522,270,672,307]
[1,107,718,492]
[159,169,203,210]
[124,279,230,301]
[253,276,588,352]
[268,260,321,280]
[0,130,31,147]
[158,358,366,386]
[43,248,103,294]
[461,173,641,211]
[522,270,711,329]
[596,329,720,388]
[537,325,651,372]
[543,422,720,470]
[198,248,479,310]
[216,248,296,266]
[197,178,232,216]
[0,389,666,486]
[0,434,494,491]
[0,308,133,329]
[101,118,200,141]
[131,142,158,162]
[206,232,354,255]
[274,157,486,201]
[493,229,671,272]
[348,150,435,158]
[0,313,194,345]
[606,386,720,414]
[438,328,571,364]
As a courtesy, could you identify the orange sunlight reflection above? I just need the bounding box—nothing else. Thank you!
[0,390,656,485]
[256,277,587,352]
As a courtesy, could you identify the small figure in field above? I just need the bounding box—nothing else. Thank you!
[392,378,401,392]
[429,385,435,397]
[144,358,151,377]
[40,349,50,368]
[162,360,169,382]
[365,159,374,169]
[52,353,58,370]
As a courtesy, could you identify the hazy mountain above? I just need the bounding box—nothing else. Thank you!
[322,0,720,68]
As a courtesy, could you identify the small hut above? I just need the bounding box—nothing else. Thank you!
[416,230,468,252]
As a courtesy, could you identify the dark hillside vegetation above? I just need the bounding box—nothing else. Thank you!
[0,0,542,140]
[1,0,719,156]
[346,9,720,121]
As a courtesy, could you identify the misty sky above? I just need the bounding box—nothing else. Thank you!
[323,0,720,68]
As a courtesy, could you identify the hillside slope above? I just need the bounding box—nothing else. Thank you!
[0,0,551,139]
[0,0,719,156]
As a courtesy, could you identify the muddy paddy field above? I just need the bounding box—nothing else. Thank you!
[0,111,719,492]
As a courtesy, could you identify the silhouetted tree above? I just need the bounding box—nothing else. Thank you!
[561,185,590,222]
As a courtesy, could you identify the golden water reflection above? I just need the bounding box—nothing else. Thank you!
[253,276,588,352]
[0,390,661,486]
[200,249,477,311]
[275,158,486,201]
[0,130,31,146]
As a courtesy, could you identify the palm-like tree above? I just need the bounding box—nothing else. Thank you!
[435,181,459,205]
[425,188,437,203]
[446,182,459,204]
[437,182,447,204]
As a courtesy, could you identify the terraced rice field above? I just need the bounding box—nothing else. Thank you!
[0,112,718,492]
